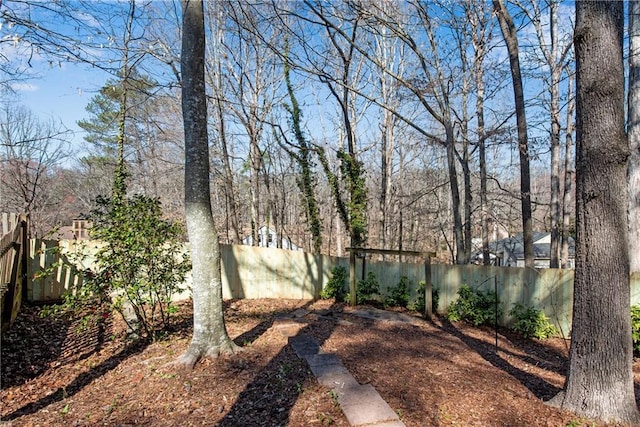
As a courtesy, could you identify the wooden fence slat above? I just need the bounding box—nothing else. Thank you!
[1,214,27,333]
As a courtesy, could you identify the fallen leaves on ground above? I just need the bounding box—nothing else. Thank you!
[1,299,638,426]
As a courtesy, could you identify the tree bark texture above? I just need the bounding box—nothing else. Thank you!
[493,0,534,268]
[177,0,238,369]
[629,0,640,277]
[550,2,640,423]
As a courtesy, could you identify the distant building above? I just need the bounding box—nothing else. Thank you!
[241,226,302,251]
[472,232,575,269]
[50,219,91,240]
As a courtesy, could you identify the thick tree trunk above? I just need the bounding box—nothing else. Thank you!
[629,0,640,277]
[176,0,238,370]
[549,2,640,423]
[493,0,534,268]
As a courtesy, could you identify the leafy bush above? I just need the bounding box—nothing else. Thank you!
[320,266,348,302]
[433,286,440,314]
[385,276,411,308]
[409,281,439,315]
[631,305,640,354]
[447,284,501,327]
[509,303,558,339]
[83,194,189,341]
[357,271,380,304]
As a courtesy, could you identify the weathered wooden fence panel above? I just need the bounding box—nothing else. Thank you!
[430,265,575,335]
[28,240,85,302]
[218,243,341,299]
[1,214,28,333]
[1,213,21,236]
[26,239,640,335]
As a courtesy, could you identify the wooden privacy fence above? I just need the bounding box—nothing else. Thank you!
[25,238,640,335]
[1,214,28,333]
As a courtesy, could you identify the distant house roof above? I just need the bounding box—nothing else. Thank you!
[487,232,575,262]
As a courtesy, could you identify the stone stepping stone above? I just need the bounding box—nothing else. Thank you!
[338,384,402,426]
[277,314,406,426]
[288,334,322,357]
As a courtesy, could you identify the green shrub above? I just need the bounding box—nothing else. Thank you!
[409,281,439,315]
[385,276,411,308]
[447,284,501,327]
[81,194,189,341]
[37,153,191,342]
[320,266,348,302]
[40,195,190,342]
[631,305,640,354]
[509,303,558,339]
[357,271,380,304]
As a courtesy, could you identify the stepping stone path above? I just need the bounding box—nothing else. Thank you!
[274,309,406,427]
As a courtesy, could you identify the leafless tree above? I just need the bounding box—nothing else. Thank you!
[516,0,573,268]
[493,0,534,268]
[0,101,72,236]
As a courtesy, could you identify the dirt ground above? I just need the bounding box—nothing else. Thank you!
[1,298,639,426]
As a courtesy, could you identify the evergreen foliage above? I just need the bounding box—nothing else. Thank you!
[447,284,501,326]
[320,265,348,302]
[337,149,368,247]
[385,275,411,308]
[356,271,380,304]
[631,305,640,354]
[282,48,323,253]
[509,303,558,339]
[85,188,190,341]
[409,281,439,314]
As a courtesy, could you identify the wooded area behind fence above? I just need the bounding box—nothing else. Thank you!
[24,238,640,334]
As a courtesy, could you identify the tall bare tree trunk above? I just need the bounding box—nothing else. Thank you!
[250,132,261,246]
[493,0,534,268]
[561,73,575,268]
[468,1,491,266]
[550,2,640,423]
[211,25,241,244]
[175,0,238,370]
[445,124,465,264]
[629,0,640,277]
[548,0,562,268]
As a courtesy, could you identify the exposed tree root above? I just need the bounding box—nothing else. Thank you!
[168,339,243,370]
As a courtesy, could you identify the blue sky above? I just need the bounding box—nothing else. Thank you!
[16,62,111,153]
[3,0,140,159]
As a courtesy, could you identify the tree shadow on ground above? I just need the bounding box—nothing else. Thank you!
[437,317,564,401]
[2,338,150,421]
[216,303,340,427]
[231,300,315,348]
[1,304,113,389]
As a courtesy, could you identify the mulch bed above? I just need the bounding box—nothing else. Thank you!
[1,299,638,426]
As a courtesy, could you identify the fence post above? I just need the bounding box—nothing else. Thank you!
[424,252,434,318]
[20,216,28,303]
[349,250,357,307]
